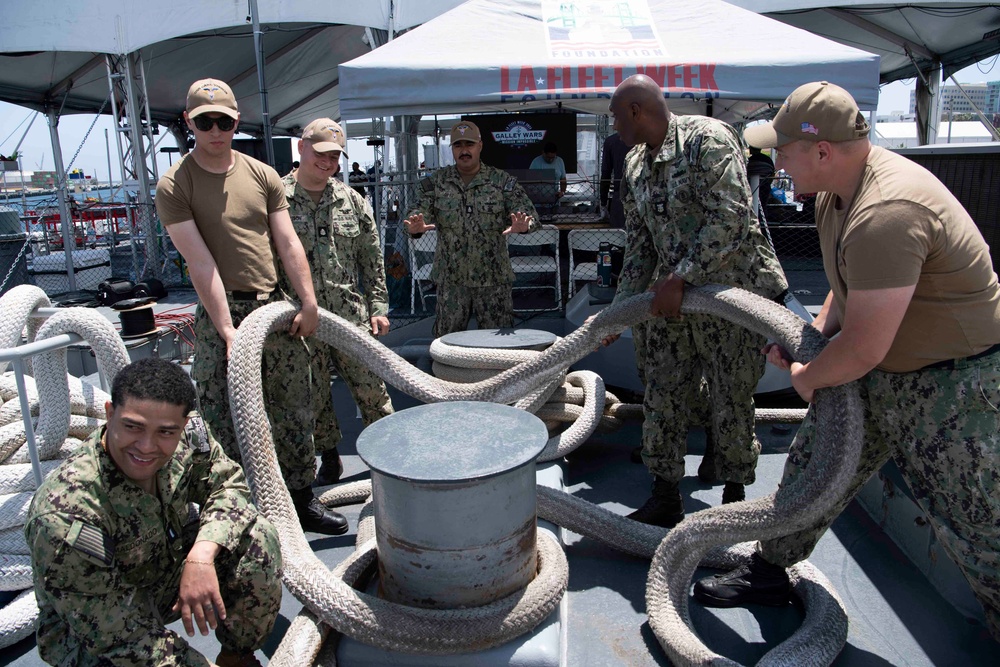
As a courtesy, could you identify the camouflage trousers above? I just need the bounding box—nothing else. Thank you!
[192,297,319,491]
[60,516,282,665]
[759,349,1000,639]
[310,328,395,454]
[635,314,765,485]
[433,281,514,338]
[168,515,282,655]
[633,321,711,420]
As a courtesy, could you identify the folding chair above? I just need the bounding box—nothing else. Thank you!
[408,230,437,314]
[507,224,561,311]
[567,228,627,298]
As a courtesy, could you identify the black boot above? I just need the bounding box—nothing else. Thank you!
[314,451,344,487]
[291,486,349,536]
[626,477,684,528]
[693,553,791,607]
[722,481,745,504]
[697,430,717,483]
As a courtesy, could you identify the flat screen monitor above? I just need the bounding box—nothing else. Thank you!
[468,112,577,173]
[232,138,293,177]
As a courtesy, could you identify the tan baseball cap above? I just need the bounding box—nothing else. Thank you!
[302,118,348,156]
[451,120,482,145]
[744,81,871,149]
[186,79,239,119]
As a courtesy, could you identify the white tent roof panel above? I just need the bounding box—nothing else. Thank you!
[339,0,882,122]
[0,1,465,54]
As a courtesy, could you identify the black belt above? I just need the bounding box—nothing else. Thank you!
[229,290,272,302]
[923,342,1000,371]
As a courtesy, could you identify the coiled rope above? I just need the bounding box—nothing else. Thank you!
[0,285,129,649]
[229,284,862,666]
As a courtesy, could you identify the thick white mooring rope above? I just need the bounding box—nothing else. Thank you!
[228,285,861,667]
[0,285,128,649]
[0,281,837,663]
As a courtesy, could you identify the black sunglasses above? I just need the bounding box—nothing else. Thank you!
[193,115,236,132]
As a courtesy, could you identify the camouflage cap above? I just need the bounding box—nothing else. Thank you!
[450,120,482,145]
[302,118,349,156]
[744,81,871,148]
[186,79,239,120]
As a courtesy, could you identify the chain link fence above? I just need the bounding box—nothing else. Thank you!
[0,171,826,316]
[365,171,828,319]
[0,197,190,303]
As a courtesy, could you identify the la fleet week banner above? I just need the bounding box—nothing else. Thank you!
[337,0,881,121]
[500,0,718,105]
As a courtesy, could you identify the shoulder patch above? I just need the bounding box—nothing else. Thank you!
[67,520,113,564]
[502,175,517,192]
[684,135,704,168]
[420,177,435,193]
[184,415,212,454]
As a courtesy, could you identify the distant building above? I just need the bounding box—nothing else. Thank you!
[874,120,995,149]
[876,111,915,123]
[909,82,1000,117]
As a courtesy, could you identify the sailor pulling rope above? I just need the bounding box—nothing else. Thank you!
[229,284,861,667]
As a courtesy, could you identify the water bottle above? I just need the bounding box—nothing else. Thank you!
[597,241,612,287]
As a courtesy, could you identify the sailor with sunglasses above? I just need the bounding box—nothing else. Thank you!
[156,78,349,537]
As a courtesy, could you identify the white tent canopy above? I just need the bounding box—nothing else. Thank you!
[0,0,460,55]
[726,1,1000,84]
[0,0,467,134]
[339,0,881,123]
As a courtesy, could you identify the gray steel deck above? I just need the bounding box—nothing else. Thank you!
[2,302,996,666]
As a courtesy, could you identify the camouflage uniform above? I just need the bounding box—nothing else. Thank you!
[409,163,539,337]
[760,351,1000,637]
[280,174,394,457]
[614,114,787,485]
[191,297,320,491]
[24,418,282,666]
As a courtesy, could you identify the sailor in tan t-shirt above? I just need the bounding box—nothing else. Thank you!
[694,81,1000,642]
[156,78,348,537]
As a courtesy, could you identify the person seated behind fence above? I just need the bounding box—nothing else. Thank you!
[529,141,568,219]
[24,358,282,667]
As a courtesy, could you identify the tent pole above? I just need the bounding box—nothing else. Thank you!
[249,0,275,166]
[946,75,1000,142]
[46,107,78,291]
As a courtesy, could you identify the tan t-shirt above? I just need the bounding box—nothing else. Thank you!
[155,151,288,293]
[817,146,1000,372]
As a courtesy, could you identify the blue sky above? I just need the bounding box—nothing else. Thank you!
[1,59,997,185]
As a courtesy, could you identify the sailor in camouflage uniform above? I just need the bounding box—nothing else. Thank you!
[404,120,540,337]
[605,74,788,528]
[695,82,1000,641]
[280,118,395,487]
[24,359,281,667]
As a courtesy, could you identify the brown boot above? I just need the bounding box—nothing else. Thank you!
[215,649,263,667]
[626,477,684,528]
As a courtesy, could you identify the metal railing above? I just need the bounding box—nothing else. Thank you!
[1,198,190,301]
[0,307,110,487]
